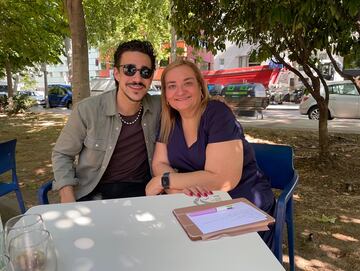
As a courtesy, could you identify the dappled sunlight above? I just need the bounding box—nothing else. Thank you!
[42,211,61,220]
[27,126,58,133]
[244,134,277,144]
[135,212,155,222]
[55,219,74,229]
[35,168,46,175]
[339,215,360,224]
[294,255,345,271]
[74,238,94,250]
[319,244,341,259]
[332,233,358,242]
[38,120,58,127]
[74,216,92,226]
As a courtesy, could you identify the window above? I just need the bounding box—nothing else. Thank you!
[219,58,224,65]
[49,86,66,96]
[238,56,243,67]
[342,84,357,95]
[329,83,357,95]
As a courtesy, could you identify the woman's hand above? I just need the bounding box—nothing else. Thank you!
[145,176,164,196]
[182,186,213,197]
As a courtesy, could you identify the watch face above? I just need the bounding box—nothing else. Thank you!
[161,173,170,189]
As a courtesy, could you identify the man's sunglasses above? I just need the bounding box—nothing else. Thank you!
[119,64,154,79]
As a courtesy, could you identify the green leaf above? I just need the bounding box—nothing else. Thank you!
[317,214,337,224]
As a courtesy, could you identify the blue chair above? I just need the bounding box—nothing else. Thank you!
[251,143,298,271]
[0,139,26,213]
[38,180,53,204]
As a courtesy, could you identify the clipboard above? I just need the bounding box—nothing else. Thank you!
[173,197,275,241]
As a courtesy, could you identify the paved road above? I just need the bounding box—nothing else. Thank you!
[238,105,360,134]
[31,104,360,134]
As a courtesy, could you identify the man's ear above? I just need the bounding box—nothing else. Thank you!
[114,67,120,82]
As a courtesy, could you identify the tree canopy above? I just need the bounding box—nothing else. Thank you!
[171,0,360,158]
[84,0,171,63]
[0,0,68,95]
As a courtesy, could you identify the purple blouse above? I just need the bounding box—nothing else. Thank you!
[166,100,275,212]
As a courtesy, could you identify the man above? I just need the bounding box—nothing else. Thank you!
[52,40,161,203]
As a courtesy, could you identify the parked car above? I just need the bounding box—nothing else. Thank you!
[48,84,72,109]
[207,83,223,96]
[18,90,45,105]
[299,80,360,120]
[221,83,269,117]
[221,83,267,98]
[0,85,8,97]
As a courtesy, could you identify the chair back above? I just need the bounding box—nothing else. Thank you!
[251,143,294,190]
[0,139,17,175]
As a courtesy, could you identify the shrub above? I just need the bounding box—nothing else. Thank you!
[0,94,35,115]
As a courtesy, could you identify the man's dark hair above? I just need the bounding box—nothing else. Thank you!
[113,40,156,88]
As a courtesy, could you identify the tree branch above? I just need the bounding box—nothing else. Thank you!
[326,47,360,94]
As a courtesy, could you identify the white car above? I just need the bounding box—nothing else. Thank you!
[299,80,360,120]
[18,90,45,105]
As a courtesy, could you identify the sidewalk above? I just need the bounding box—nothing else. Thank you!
[267,103,299,110]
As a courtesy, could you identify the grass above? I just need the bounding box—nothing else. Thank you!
[0,112,359,271]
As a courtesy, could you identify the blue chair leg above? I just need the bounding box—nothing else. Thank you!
[286,199,295,271]
[14,187,26,213]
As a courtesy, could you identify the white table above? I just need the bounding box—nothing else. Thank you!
[26,192,285,271]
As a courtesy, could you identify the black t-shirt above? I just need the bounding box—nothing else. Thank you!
[100,111,150,184]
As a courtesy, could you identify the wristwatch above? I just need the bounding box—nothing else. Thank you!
[161,172,170,189]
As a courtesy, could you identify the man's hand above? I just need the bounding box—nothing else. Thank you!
[59,185,76,203]
[145,176,164,196]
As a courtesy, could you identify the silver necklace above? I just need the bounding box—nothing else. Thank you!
[118,104,143,125]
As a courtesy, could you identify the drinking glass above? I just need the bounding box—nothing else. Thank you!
[4,214,45,255]
[0,255,14,271]
[8,229,57,271]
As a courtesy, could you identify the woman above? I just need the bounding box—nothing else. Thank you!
[145,59,275,249]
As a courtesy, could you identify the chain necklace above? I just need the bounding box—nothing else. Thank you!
[118,103,143,125]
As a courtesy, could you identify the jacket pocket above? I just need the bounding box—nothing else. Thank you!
[80,137,107,171]
[84,137,107,151]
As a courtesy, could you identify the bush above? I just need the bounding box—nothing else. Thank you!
[0,94,35,115]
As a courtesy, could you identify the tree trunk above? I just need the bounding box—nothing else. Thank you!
[5,60,13,97]
[66,0,90,106]
[170,26,177,63]
[42,63,50,108]
[318,99,330,160]
[13,74,19,93]
[64,37,72,84]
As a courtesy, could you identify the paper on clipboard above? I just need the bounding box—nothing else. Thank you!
[173,197,275,241]
[187,201,267,234]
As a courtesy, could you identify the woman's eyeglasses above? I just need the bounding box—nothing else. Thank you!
[119,64,154,79]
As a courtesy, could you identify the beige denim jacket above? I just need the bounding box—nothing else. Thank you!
[52,89,161,199]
